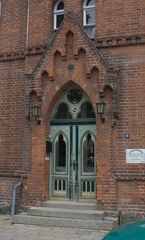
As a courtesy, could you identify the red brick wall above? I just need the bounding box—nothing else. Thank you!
[96,0,145,38]
[0,0,26,52]
[98,45,145,210]
[0,60,31,170]
[28,0,52,46]
[117,181,145,211]
[0,0,145,214]
[27,0,145,46]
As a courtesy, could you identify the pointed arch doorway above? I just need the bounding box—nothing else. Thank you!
[49,86,96,201]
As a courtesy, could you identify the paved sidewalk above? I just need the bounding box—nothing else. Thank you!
[0,215,108,240]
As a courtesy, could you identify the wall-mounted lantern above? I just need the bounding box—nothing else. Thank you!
[46,140,52,154]
[31,106,41,125]
[96,102,106,123]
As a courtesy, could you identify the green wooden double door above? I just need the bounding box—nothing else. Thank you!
[49,123,96,201]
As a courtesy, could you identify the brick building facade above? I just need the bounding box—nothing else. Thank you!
[0,0,145,218]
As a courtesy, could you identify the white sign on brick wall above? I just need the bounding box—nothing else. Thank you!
[126,149,145,163]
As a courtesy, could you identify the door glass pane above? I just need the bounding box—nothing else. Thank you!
[67,88,82,104]
[77,102,95,119]
[54,103,72,119]
[55,134,66,172]
[83,133,95,172]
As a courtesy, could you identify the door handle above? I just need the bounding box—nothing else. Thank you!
[73,160,77,171]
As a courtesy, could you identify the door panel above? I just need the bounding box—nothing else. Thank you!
[50,126,70,198]
[50,124,96,201]
[54,133,67,173]
[78,125,96,199]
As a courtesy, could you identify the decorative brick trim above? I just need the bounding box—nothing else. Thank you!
[0,51,25,62]
[0,34,145,62]
[25,44,47,56]
[30,11,110,77]
[0,171,28,178]
[96,34,145,48]
[0,45,47,62]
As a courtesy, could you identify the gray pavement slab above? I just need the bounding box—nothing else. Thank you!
[0,214,108,240]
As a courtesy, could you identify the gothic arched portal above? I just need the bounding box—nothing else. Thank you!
[49,86,96,201]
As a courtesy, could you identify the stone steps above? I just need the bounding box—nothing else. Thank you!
[28,206,105,220]
[11,201,118,231]
[12,213,116,230]
[43,200,98,210]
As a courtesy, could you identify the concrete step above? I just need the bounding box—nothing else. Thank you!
[28,207,105,220]
[43,200,98,210]
[12,201,118,231]
[12,213,116,231]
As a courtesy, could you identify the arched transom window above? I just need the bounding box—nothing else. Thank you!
[54,0,64,30]
[51,87,96,121]
[83,0,95,26]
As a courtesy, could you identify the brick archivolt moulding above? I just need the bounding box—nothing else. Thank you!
[0,34,145,62]
[24,12,121,125]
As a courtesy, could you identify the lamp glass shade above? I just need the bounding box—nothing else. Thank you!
[31,106,41,117]
[96,102,105,114]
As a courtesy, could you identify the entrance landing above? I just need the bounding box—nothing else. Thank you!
[1,215,108,240]
[12,201,118,231]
